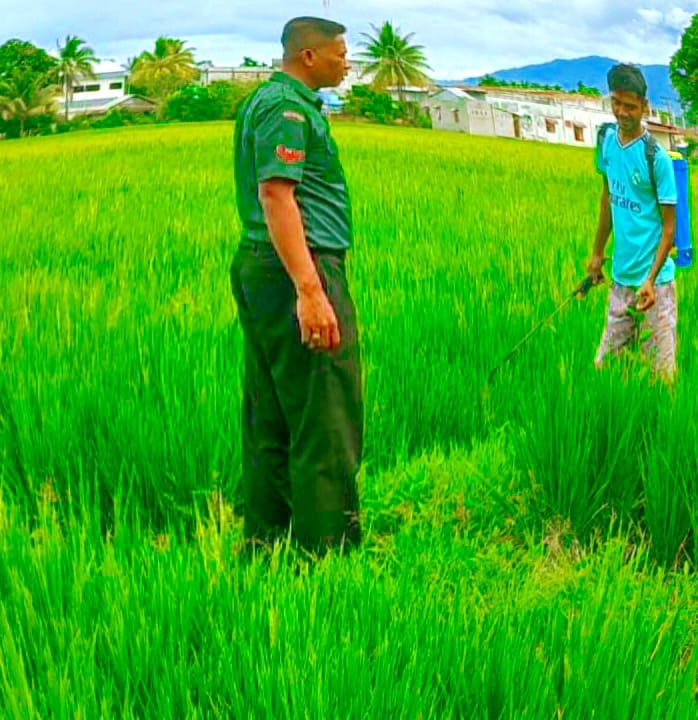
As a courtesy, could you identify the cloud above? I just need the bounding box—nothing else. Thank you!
[638,6,693,32]
[666,8,693,30]
[1,0,696,77]
[638,9,664,24]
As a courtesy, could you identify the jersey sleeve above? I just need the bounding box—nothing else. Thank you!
[654,147,677,205]
[253,99,310,183]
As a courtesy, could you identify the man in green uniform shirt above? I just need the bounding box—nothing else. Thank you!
[230,16,362,552]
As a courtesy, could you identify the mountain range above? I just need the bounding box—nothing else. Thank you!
[443,55,681,115]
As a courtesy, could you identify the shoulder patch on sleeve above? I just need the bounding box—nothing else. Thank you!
[276,145,306,164]
[283,109,305,122]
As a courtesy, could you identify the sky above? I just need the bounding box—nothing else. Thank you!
[2,1,697,78]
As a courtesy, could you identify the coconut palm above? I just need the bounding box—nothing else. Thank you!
[0,70,60,136]
[129,37,199,108]
[357,22,431,101]
[56,35,99,121]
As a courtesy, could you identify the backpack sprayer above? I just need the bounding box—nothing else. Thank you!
[668,149,692,268]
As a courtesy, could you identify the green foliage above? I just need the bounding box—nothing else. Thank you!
[477,76,601,96]
[671,14,698,124]
[241,56,267,67]
[358,21,431,98]
[343,84,400,124]
[54,110,156,134]
[163,84,218,122]
[0,39,58,81]
[129,37,199,106]
[0,40,59,137]
[478,74,562,90]
[343,85,431,128]
[209,79,260,118]
[0,69,60,137]
[163,80,260,122]
[576,80,601,96]
[91,111,155,129]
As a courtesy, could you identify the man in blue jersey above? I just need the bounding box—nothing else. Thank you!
[588,63,678,379]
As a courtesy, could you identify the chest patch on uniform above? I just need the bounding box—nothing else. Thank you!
[283,110,305,122]
[276,145,306,164]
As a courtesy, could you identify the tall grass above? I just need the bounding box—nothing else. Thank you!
[0,123,696,715]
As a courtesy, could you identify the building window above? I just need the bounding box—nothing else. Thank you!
[453,109,460,124]
[109,82,123,90]
[574,124,584,142]
[545,118,556,133]
[74,85,86,94]
[86,84,100,92]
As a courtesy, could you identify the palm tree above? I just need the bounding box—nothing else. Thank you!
[129,37,199,109]
[358,22,431,101]
[0,70,60,136]
[56,35,99,121]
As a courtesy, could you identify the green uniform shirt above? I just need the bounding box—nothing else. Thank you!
[234,72,352,250]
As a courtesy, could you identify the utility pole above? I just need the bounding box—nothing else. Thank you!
[658,96,679,127]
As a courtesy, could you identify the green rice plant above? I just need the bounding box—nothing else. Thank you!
[0,123,696,717]
[0,487,695,718]
[642,390,697,567]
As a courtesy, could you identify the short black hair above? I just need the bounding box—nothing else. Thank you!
[281,17,346,59]
[607,63,647,98]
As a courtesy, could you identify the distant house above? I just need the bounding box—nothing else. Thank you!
[386,85,432,103]
[645,120,686,151]
[58,60,156,119]
[337,59,375,95]
[317,89,345,114]
[199,64,274,85]
[425,87,515,137]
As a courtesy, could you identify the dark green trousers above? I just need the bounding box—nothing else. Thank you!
[230,242,362,551]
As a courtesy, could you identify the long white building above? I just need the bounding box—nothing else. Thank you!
[425,85,685,149]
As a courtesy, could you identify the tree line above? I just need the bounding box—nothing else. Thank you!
[5,17,698,140]
[0,22,432,139]
[477,75,602,96]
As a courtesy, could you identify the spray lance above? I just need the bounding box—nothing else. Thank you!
[487,269,604,384]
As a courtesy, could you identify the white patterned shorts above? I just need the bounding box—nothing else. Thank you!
[595,281,677,377]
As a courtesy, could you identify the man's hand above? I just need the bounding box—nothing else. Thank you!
[297,286,341,351]
[258,178,341,352]
[635,279,656,312]
[587,254,606,285]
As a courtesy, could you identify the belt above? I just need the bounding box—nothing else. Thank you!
[239,240,346,258]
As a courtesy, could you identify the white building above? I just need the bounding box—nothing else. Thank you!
[199,63,275,85]
[426,84,686,149]
[337,59,375,95]
[645,120,687,151]
[425,87,515,137]
[58,60,155,119]
[460,86,615,147]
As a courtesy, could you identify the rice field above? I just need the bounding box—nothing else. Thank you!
[0,121,696,717]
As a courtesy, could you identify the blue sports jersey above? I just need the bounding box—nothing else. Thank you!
[597,126,677,287]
